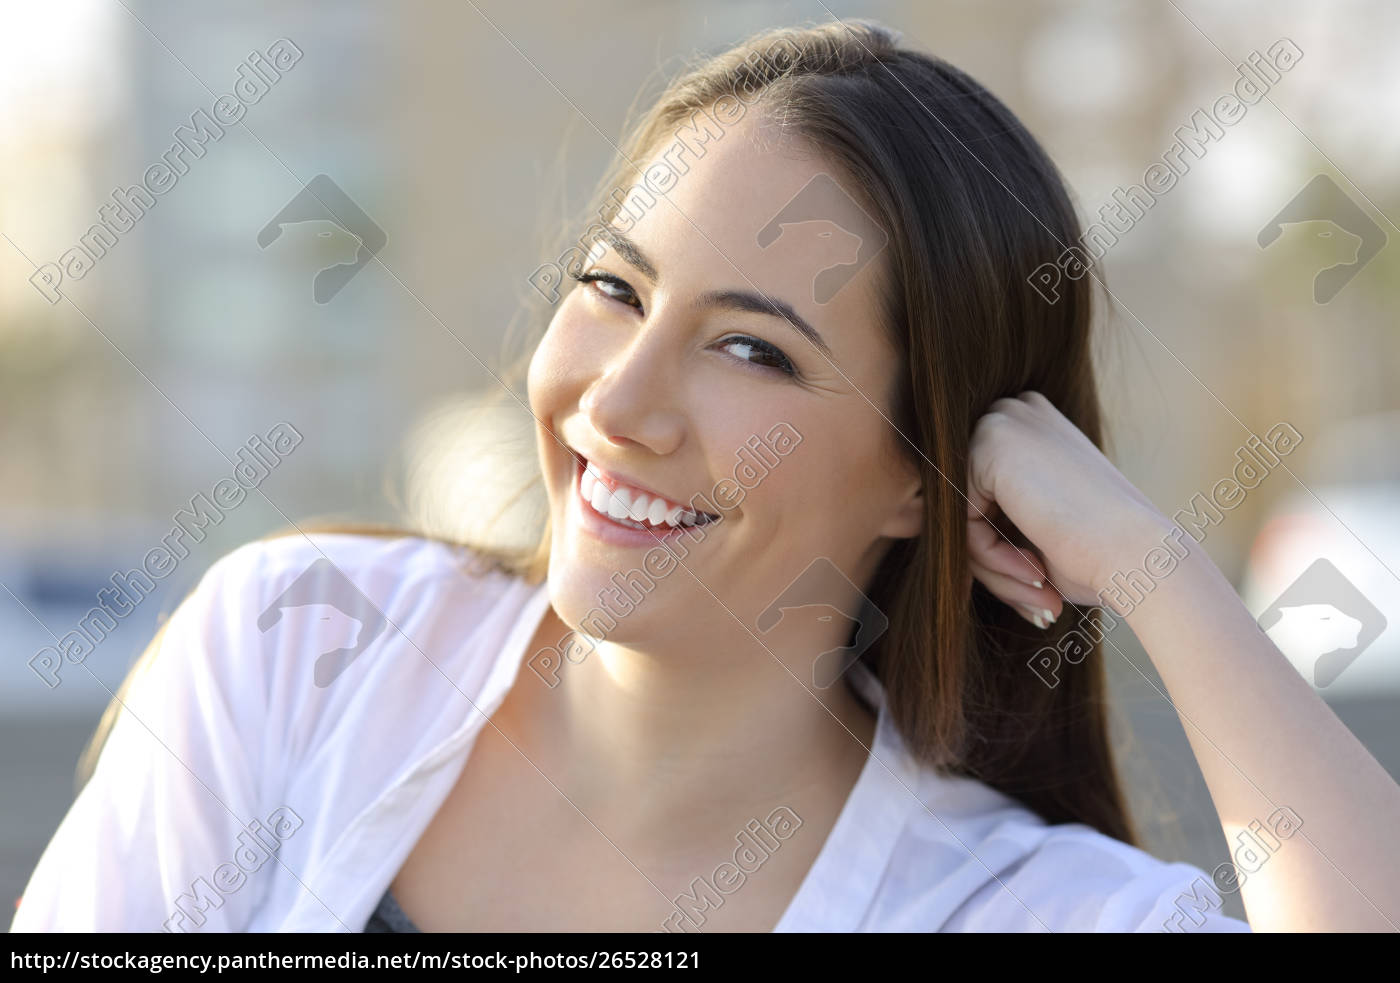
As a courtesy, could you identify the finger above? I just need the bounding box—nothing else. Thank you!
[1015,602,1054,629]
[967,518,1047,587]
[965,478,994,521]
[970,560,1062,623]
[965,436,997,520]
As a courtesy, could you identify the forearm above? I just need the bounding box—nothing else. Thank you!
[1117,521,1400,932]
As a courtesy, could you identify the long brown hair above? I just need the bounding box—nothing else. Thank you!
[82,19,1134,847]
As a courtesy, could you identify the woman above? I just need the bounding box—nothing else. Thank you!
[13,20,1399,933]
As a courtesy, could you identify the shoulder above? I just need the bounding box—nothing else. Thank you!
[172,530,546,772]
[199,531,528,631]
[888,773,1251,932]
[204,530,511,601]
[183,530,541,692]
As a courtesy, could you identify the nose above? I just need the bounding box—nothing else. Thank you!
[579,326,686,456]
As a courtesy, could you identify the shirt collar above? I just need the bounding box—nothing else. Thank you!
[771,657,927,932]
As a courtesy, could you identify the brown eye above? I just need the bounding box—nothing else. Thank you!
[717,335,796,376]
[570,270,641,311]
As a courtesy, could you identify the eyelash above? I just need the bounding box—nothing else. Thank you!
[567,269,797,378]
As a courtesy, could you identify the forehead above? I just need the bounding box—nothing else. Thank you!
[606,110,889,319]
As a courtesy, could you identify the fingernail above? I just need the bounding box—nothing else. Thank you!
[1030,579,1043,589]
[1032,613,1045,629]
[1042,608,1055,624]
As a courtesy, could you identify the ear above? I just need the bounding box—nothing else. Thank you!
[878,467,924,540]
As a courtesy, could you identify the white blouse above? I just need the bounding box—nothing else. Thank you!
[11,533,1251,933]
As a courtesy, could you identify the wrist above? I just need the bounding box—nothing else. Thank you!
[1092,510,1213,616]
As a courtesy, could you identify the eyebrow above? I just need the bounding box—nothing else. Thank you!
[591,225,832,357]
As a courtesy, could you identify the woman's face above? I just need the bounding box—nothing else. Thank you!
[528,110,923,656]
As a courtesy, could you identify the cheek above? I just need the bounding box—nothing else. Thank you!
[710,423,823,537]
[757,428,887,540]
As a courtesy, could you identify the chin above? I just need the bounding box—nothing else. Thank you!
[546,527,712,653]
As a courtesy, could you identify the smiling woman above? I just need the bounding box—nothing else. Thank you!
[13,18,1400,936]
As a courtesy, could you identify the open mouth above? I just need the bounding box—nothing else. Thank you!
[574,456,720,533]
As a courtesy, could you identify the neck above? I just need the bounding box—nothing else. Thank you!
[511,604,877,838]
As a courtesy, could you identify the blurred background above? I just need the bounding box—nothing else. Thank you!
[2,0,1397,926]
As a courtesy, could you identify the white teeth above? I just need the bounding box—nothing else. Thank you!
[648,497,668,525]
[590,480,611,515]
[627,492,652,522]
[606,486,632,521]
[578,461,715,531]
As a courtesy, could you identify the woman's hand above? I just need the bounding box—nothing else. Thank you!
[964,390,1170,627]
[966,396,1400,933]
